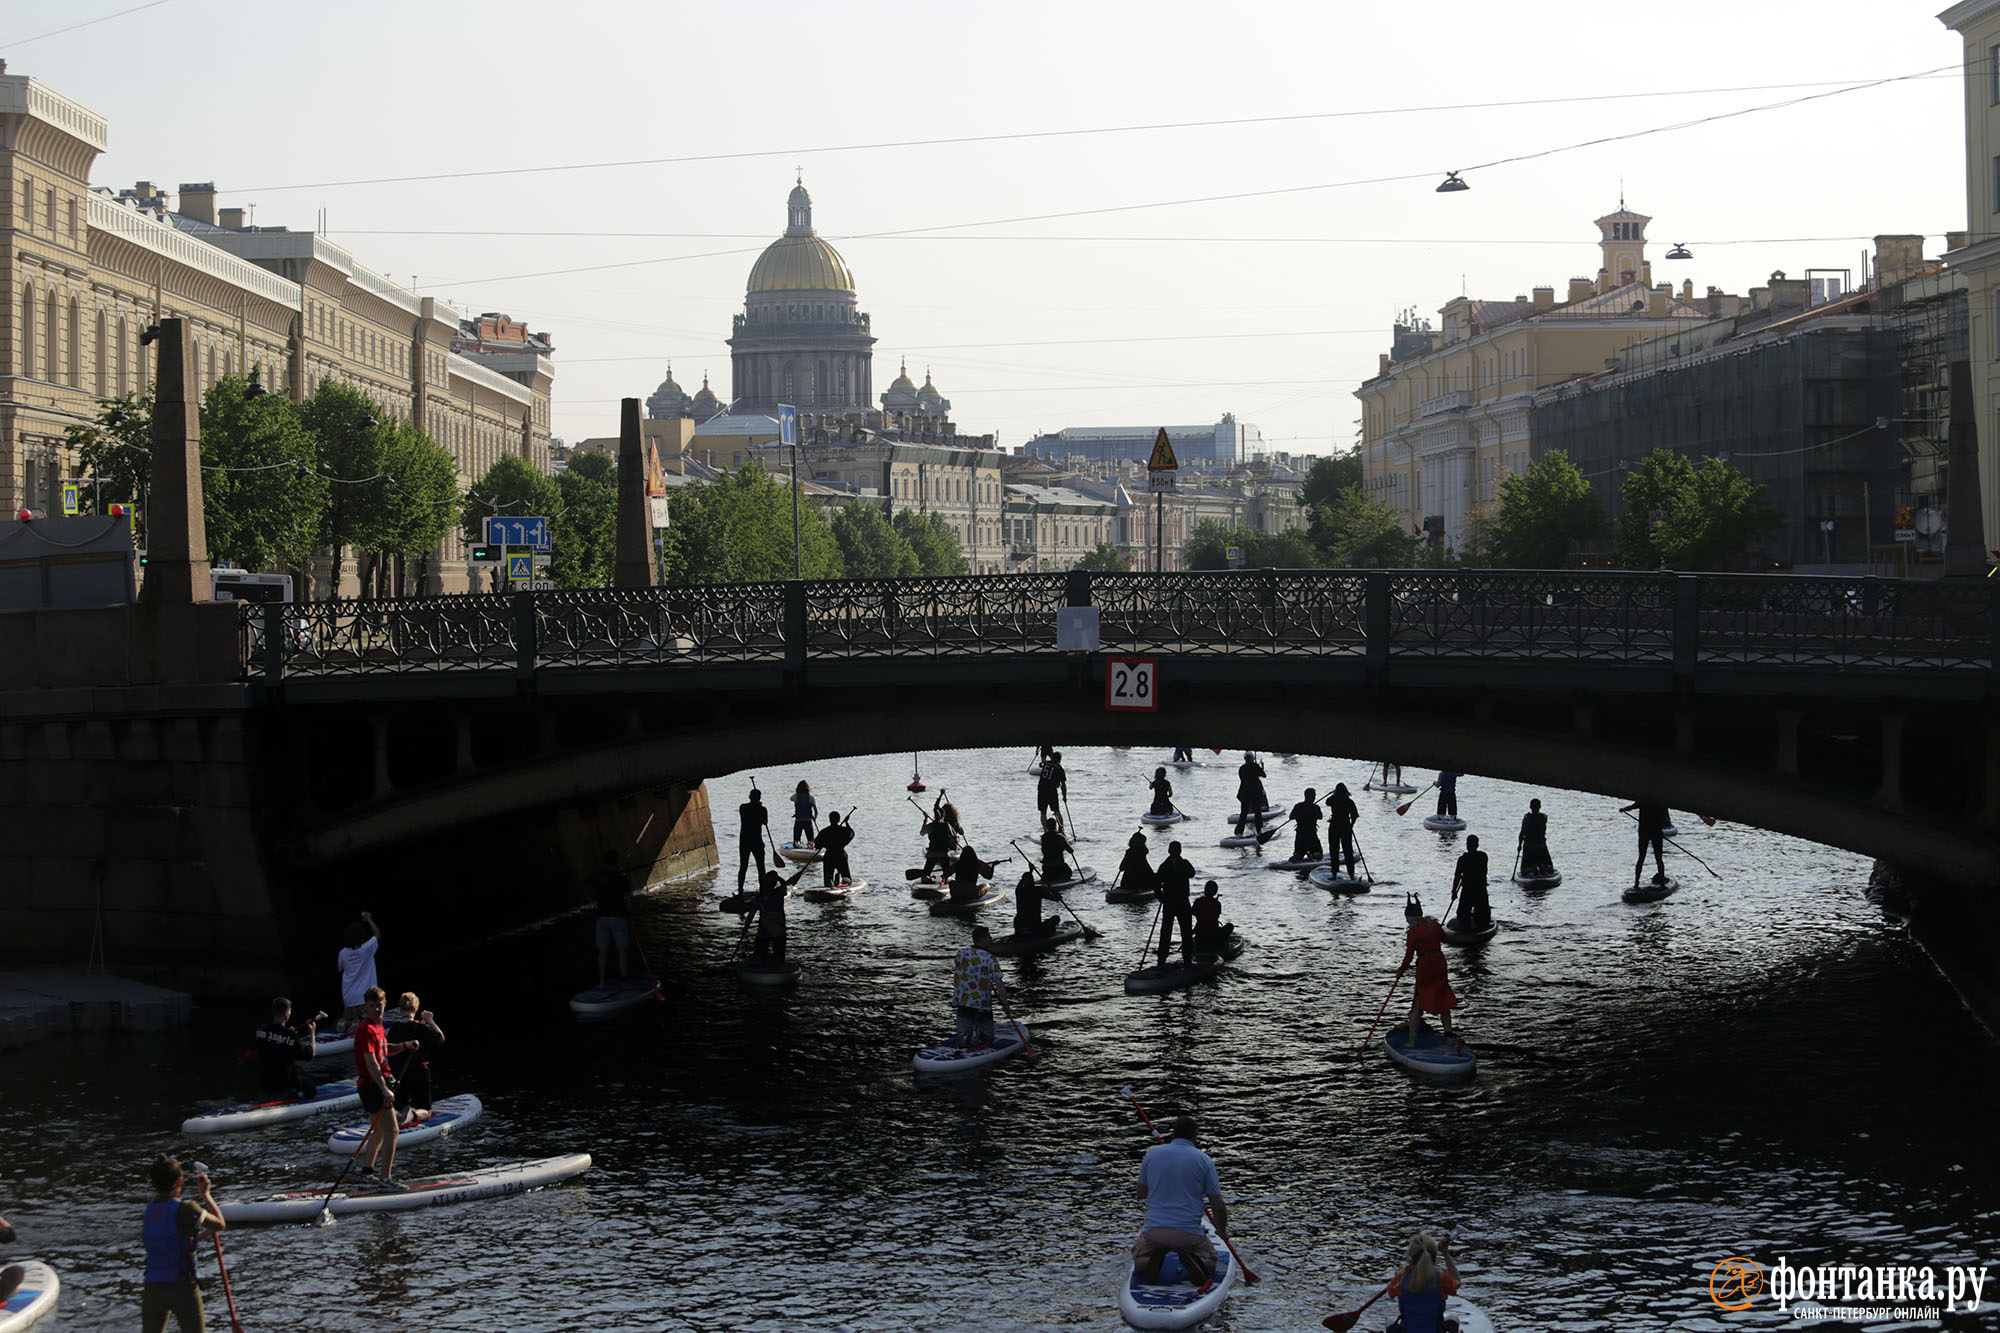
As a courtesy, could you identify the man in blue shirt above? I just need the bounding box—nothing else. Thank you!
[1133,1115,1231,1286]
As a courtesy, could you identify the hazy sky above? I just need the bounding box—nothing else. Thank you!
[3,1,1971,455]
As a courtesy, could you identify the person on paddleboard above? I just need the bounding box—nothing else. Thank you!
[1156,842,1198,968]
[1384,761,1403,786]
[1013,870,1057,939]
[737,787,769,893]
[592,852,631,990]
[1148,767,1176,817]
[1378,1232,1461,1333]
[1236,753,1269,833]
[1037,751,1068,830]
[1132,1114,1230,1288]
[140,1154,226,1333]
[386,992,445,1127]
[253,996,319,1101]
[1435,771,1460,821]
[1288,787,1326,863]
[1450,836,1491,934]
[1118,833,1156,897]
[951,925,1007,1049]
[1518,798,1552,876]
[747,867,804,964]
[790,781,818,847]
[354,986,419,1192]
[1041,817,1077,884]
[1620,800,1670,888]
[335,910,381,1032]
[949,845,997,903]
[1171,745,1194,762]
[1192,880,1234,951]
[1325,783,1360,878]
[920,802,960,880]
[1396,896,1458,1043]
[0,1214,19,1303]
[817,811,856,888]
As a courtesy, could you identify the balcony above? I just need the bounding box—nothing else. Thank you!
[1419,390,1471,418]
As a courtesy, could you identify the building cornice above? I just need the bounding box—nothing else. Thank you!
[0,76,108,152]
[446,353,531,406]
[89,195,300,309]
[1939,0,2000,34]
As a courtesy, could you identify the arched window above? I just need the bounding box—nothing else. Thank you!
[115,319,129,395]
[67,298,80,387]
[19,285,35,378]
[46,294,60,383]
[94,312,106,396]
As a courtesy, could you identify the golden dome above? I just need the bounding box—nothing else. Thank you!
[746,182,855,294]
[887,359,916,391]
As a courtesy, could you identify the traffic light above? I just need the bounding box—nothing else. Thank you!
[471,543,500,564]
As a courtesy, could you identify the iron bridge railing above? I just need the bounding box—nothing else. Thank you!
[239,569,2000,683]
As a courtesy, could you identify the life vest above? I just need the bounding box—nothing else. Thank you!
[142,1199,197,1285]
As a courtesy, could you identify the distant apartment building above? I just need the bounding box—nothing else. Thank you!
[1022,414,1264,470]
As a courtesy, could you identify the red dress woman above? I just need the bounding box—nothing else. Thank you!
[1398,896,1458,1040]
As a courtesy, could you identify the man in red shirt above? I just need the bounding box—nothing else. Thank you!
[352,986,417,1191]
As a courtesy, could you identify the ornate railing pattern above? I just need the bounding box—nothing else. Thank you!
[240,570,2000,682]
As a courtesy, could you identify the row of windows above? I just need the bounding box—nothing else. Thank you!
[891,470,999,504]
[17,175,79,244]
[16,283,288,397]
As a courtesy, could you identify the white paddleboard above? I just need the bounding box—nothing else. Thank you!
[326,1094,482,1154]
[1421,815,1467,832]
[1219,831,1275,848]
[1308,866,1372,893]
[987,923,1085,956]
[1513,868,1562,889]
[1383,1024,1477,1082]
[912,1023,1032,1074]
[1266,854,1329,870]
[219,1153,592,1224]
[1040,867,1098,892]
[182,1080,362,1135]
[569,976,656,1016]
[1140,811,1189,826]
[1118,1215,1238,1329]
[801,879,869,902]
[1224,806,1285,826]
[929,885,1004,915]
[0,1260,58,1333]
[776,842,823,863]
[1375,782,1420,794]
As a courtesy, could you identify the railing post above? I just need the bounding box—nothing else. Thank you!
[785,579,807,671]
[514,591,537,680]
[261,602,283,683]
[1065,568,1092,607]
[1365,570,1389,671]
[1672,575,1699,676]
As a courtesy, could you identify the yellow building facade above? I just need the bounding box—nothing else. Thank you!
[1940,0,2000,557]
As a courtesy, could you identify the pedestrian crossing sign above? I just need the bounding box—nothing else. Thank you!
[506,553,533,583]
[1146,428,1178,471]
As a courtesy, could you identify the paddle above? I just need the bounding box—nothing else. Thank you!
[630,928,665,1003]
[1061,788,1082,842]
[1353,964,1406,1060]
[212,1231,247,1333]
[999,992,1037,1062]
[1396,782,1436,816]
[314,1119,375,1224]
[1137,896,1164,968]
[1004,838,1099,939]
[1120,1086,1259,1285]
[1622,808,1721,879]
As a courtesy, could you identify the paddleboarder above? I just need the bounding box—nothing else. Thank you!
[353,986,418,1192]
[140,1154,226,1333]
[919,801,959,880]
[1156,841,1198,968]
[1383,761,1403,786]
[1384,1232,1461,1333]
[1518,798,1552,876]
[1192,880,1234,951]
[1132,1113,1230,1288]
[1620,799,1671,888]
[818,811,857,887]
[1288,787,1325,863]
[1396,896,1458,1042]
[1171,745,1194,762]
[951,925,1008,1049]
[949,844,997,903]
[1013,870,1057,939]
[1450,835,1491,933]
[737,787,769,892]
[1041,817,1077,884]
[1037,751,1069,831]
[1235,753,1270,834]
[335,910,381,1032]
[1118,833,1157,897]
[1434,770,1460,821]
[789,781,819,847]
[1325,783,1360,878]
[0,1215,18,1303]
[746,866,805,964]
[591,852,631,990]
[1148,767,1176,817]
[386,992,445,1127]
[253,996,319,1101]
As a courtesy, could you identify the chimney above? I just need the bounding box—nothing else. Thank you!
[1567,277,1595,304]
[178,182,216,225]
[1596,268,1611,294]
[1681,279,1694,303]
[1873,234,1925,286]
[1647,288,1668,317]
[1750,286,1771,312]
[1946,230,1969,254]
[218,207,247,229]
[1769,275,1810,311]
[1532,286,1555,308]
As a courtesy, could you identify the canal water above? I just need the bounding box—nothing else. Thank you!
[4,747,1996,1331]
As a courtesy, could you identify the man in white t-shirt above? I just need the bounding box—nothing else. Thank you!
[1133,1115,1230,1286]
[336,911,381,1031]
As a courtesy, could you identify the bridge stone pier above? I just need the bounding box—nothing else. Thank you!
[3,566,1996,1000]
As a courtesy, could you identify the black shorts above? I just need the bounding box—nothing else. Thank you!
[359,1080,389,1115]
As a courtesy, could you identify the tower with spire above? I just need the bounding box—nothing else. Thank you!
[1595,201,1652,293]
[728,178,876,417]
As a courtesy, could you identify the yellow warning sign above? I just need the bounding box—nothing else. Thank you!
[1895,506,1913,527]
[1146,428,1179,471]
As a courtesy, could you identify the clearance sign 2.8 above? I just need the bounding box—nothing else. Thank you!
[1106,656,1158,712]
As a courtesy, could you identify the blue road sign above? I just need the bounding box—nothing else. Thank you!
[778,403,797,447]
[506,553,534,583]
[484,515,552,553]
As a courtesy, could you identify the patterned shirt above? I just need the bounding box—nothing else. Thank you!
[952,946,999,1010]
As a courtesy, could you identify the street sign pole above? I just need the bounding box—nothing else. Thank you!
[1145,427,1179,573]
[779,404,799,580]
[1155,490,1163,574]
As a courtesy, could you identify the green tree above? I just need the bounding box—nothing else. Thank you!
[831,501,919,578]
[200,374,327,574]
[661,462,843,583]
[299,379,395,597]
[893,508,969,576]
[1486,450,1608,569]
[464,454,562,591]
[1299,447,1364,516]
[1185,520,1320,570]
[1308,485,1418,567]
[66,390,154,540]
[551,449,618,589]
[1619,448,1782,570]
[374,418,460,591]
[1074,540,1130,572]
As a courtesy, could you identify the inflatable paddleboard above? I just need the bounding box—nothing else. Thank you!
[1445,1297,1498,1333]
[776,842,823,863]
[1124,938,1243,994]
[987,923,1085,957]
[1623,875,1680,904]
[182,1080,362,1135]
[737,958,802,987]
[1040,867,1098,894]
[1219,830,1277,848]
[1421,815,1467,832]
[1118,1216,1237,1329]
[1442,916,1498,946]
[910,877,948,901]
[1308,866,1371,893]
[326,1094,482,1153]
[1266,854,1329,871]
[0,1261,58,1333]
[1139,811,1189,826]
[1166,759,1205,770]
[1225,806,1285,826]
[1513,868,1562,889]
[1105,883,1156,903]
[801,879,869,902]
[1661,824,1679,838]
[1383,1024,1477,1082]
[307,1030,356,1059]
[569,976,656,1016]
[912,1023,1031,1074]
[929,886,1003,916]
[1375,782,1420,794]
[219,1153,592,1225]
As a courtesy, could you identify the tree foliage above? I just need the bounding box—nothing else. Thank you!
[1299,448,1364,515]
[200,374,327,573]
[1619,448,1783,571]
[1185,519,1321,570]
[893,508,969,576]
[831,501,920,578]
[66,390,155,538]
[550,450,619,589]
[661,462,843,583]
[1485,450,1607,569]
[1074,540,1130,572]
[1309,485,1419,568]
